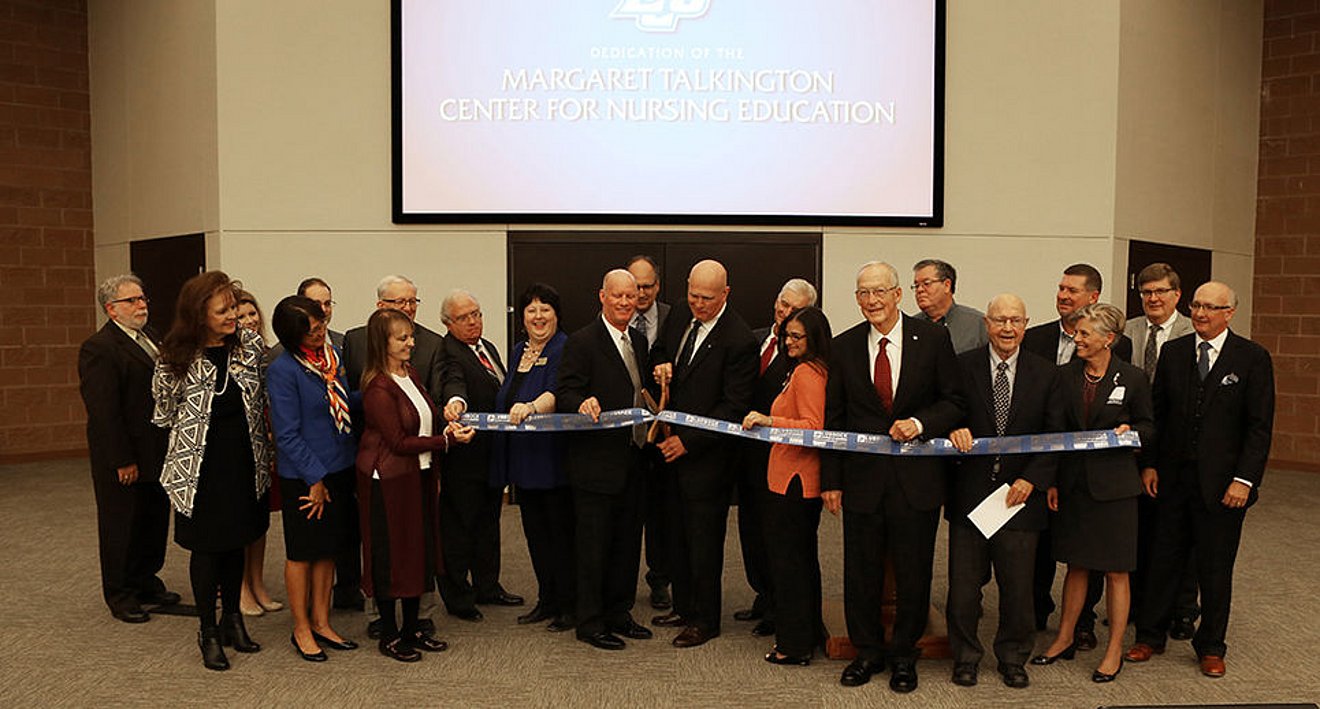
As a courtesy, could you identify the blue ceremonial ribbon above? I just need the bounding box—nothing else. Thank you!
[459,408,1141,456]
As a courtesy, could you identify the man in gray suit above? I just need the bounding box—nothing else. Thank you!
[911,259,988,355]
[1124,262,1199,638]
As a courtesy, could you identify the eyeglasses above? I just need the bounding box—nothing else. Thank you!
[110,295,149,306]
[1137,287,1177,298]
[783,331,807,342]
[313,299,336,308]
[636,282,659,291]
[911,278,945,291]
[1189,301,1233,312]
[855,286,899,300]
[987,316,1027,328]
[381,298,421,307]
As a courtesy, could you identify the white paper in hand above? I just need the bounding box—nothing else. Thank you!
[968,483,1026,540]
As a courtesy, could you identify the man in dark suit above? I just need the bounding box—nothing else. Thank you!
[340,275,450,617]
[436,289,523,621]
[822,261,966,693]
[1125,281,1274,679]
[77,274,178,623]
[297,277,346,350]
[649,259,758,648]
[734,277,817,636]
[626,254,673,611]
[945,294,1057,689]
[1021,262,1131,646]
[557,269,655,650]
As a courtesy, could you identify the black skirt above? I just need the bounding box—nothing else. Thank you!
[1052,472,1138,572]
[280,467,354,562]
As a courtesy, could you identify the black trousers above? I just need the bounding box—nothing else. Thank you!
[763,477,822,657]
[946,524,1038,668]
[736,443,773,617]
[842,486,939,664]
[667,480,731,634]
[574,453,645,637]
[1134,494,1200,621]
[1135,466,1246,658]
[518,486,576,616]
[437,472,504,613]
[91,470,169,612]
[642,450,670,591]
[331,477,362,606]
[190,548,243,628]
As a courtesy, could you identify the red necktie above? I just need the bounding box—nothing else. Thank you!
[759,336,777,375]
[873,337,893,413]
[476,345,500,381]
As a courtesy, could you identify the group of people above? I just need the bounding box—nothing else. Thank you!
[77,254,1273,693]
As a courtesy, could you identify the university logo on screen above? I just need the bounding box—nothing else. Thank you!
[611,0,710,33]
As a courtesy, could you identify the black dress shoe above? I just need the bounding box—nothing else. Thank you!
[1075,628,1098,651]
[764,647,811,666]
[1092,660,1123,683]
[476,590,525,606]
[312,631,359,651]
[1030,639,1078,665]
[733,607,764,622]
[579,631,626,650]
[219,613,260,653]
[409,630,448,652]
[138,590,182,607]
[367,619,383,639]
[546,615,576,633]
[651,611,686,627]
[649,585,672,610]
[840,658,883,687]
[517,604,557,625]
[1169,616,1197,641]
[952,662,978,687]
[751,619,776,637]
[611,618,653,640]
[112,606,150,624]
[672,626,717,648]
[378,637,422,663]
[290,634,327,662]
[999,664,1030,688]
[448,607,484,622]
[889,661,919,693]
[199,628,230,671]
[417,617,435,634]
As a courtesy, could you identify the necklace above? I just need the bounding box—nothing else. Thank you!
[1083,369,1103,384]
[214,350,232,395]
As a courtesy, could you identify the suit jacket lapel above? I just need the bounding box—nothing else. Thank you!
[892,318,920,412]
[1200,332,1238,411]
[675,316,721,385]
[595,319,633,383]
[110,322,156,368]
[971,353,995,424]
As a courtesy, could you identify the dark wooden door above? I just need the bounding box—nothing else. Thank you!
[1124,240,1212,321]
[130,233,206,335]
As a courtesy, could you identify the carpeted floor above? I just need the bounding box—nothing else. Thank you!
[1,458,1317,708]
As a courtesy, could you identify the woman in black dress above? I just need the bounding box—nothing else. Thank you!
[1031,303,1154,682]
[153,271,273,671]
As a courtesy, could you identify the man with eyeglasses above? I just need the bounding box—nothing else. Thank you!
[944,294,1057,689]
[911,259,988,354]
[1125,282,1273,680]
[823,261,966,692]
[297,277,345,350]
[78,274,179,623]
[1123,263,1199,639]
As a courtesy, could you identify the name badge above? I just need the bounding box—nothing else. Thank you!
[1107,386,1126,405]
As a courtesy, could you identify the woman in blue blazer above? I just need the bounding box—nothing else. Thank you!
[267,295,361,661]
[490,284,574,630]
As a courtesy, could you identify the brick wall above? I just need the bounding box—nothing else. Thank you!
[1258,0,1320,472]
[0,0,93,462]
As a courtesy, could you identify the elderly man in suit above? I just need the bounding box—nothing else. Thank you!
[823,261,966,693]
[1124,262,1200,637]
[650,259,758,648]
[437,289,523,621]
[78,274,179,623]
[557,269,655,650]
[626,254,674,611]
[733,277,817,636]
[911,259,988,355]
[1021,262,1132,647]
[945,294,1057,689]
[1125,282,1274,679]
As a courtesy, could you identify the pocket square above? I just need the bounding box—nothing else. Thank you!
[1221,373,1239,386]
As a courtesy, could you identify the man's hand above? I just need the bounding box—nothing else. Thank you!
[1221,481,1250,509]
[653,363,673,386]
[578,397,602,422]
[443,400,466,422]
[822,490,842,516]
[1046,486,1059,512]
[1141,467,1159,498]
[116,464,139,486]
[1005,479,1034,507]
[889,418,920,442]
[948,428,974,453]
[657,435,687,462]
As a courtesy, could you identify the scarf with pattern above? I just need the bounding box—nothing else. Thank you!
[296,342,351,435]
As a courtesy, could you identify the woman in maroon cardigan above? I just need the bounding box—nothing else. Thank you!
[356,308,474,662]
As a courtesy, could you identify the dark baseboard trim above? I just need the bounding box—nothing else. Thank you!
[0,449,87,466]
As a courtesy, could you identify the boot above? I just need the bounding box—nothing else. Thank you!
[219,612,261,653]
[198,627,230,671]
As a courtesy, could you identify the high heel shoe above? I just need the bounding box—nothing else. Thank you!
[312,631,359,651]
[257,598,283,612]
[1029,640,1078,665]
[290,634,328,662]
[198,628,230,671]
[219,612,261,653]
[764,647,811,666]
[1092,660,1123,683]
